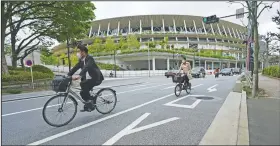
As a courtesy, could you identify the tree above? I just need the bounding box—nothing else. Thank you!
[104,37,116,53]
[262,33,273,68]
[271,10,280,41]
[88,38,103,55]
[126,35,140,50]
[2,2,96,72]
[1,2,58,73]
[118,36,128,50]
[243,1,275,98]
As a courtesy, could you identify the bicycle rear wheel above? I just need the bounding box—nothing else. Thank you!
[185,83,191,94]
[42,94,77,127]
[174,84,182,97]
[95,88,117,114]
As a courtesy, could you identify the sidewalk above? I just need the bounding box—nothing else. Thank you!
[247,75,280,145]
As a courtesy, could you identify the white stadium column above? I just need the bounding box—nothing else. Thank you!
[222,25,228,36]
[128,20,131,34]
[107,22,110,36]
[205,60,207,70]
[140,19,142,34]
[153,57,156,71]
[117,21,120,36]
[88,26,92,37]
[97,24,101,36]
[162,19,165,33]
[184,20,187,34]
[167,57,170,70]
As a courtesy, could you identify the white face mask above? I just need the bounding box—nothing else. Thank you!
[77,53,81,59]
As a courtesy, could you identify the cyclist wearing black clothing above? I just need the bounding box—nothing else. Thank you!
[68,44,104,112]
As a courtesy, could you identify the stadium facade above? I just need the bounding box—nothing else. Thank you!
[54,14,252,71]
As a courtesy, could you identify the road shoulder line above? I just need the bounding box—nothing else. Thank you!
[199,91,242,145]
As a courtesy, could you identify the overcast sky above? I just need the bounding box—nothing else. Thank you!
[93,1,279,35]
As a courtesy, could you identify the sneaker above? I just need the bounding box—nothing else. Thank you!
[81,101,96,112]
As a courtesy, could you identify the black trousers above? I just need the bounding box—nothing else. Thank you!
[181,74,190,85]
[80,79,97,102]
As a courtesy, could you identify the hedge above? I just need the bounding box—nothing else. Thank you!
[97,63,120,71]
[2,65,54,83]
[262,65,280,78]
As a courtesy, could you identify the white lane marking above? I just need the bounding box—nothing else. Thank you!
[191,84,203,89]
[2,82,155,104]
[207,84,218,92]
[162,83,203,90]
[27,93,175,145]
[103,113,179,145]
[164,95,203,109]
[2,102,70,117]
[2,83,172,117]
[162,86,175,90]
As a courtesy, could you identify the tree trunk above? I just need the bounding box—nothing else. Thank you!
[10,17,17,67]
[1,3,9,74]
[20,58,24,68]
[252,8,260,98]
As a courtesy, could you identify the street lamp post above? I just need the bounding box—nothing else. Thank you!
[66,37,71,72]
[148,39,151,77]
[114,50,116,78]
[114,40,119,78]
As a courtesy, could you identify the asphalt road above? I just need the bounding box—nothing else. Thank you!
[2,75,240,145]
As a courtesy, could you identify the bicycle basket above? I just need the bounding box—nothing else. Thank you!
[51,76,71,92]
[172,75,183,83]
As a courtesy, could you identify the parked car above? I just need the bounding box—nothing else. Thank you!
[191,67,206,78]
[232,68,241,75]
[220,68,233,76]
[165,70,176,78]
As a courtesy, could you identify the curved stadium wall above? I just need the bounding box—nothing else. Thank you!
[52,14,247,70]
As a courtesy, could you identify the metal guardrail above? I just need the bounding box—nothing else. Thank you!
[245,71,252,88]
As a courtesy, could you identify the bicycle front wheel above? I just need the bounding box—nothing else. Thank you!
[42,94,77,127]
[95,88,117,114]
[174,84,182,97]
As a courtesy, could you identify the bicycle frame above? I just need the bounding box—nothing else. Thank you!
[56,80,87,107]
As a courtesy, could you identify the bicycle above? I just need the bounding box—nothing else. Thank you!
[42,76,117,127]
[172,73,192,97]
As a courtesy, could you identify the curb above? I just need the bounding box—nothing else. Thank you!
[199,90,249,145]
[237,90,249,145]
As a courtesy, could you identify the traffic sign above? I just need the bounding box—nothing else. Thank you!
[236,8,244,19]
[26,60,33,67]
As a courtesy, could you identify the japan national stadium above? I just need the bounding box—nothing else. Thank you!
[53,14,252,73]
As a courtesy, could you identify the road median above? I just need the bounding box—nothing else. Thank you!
[199,90,249,145]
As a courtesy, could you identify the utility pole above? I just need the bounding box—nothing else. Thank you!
[66,36,71,72]
[114,50,116,78]
[148,39,151,77]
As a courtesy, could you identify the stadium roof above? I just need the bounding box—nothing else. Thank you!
[90,14,246,32]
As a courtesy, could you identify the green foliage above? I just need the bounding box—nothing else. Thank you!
[96,63,120,71]
[3,65,54,82]
[104,37,116,52]
[88,38,103,54]
[263,65,280,78]
[4,89,22,94]
[127,35,140,50]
